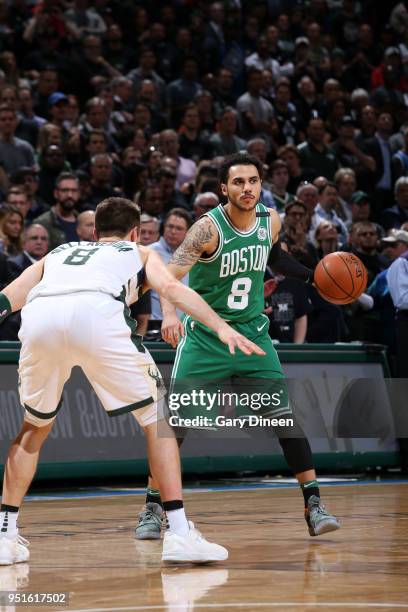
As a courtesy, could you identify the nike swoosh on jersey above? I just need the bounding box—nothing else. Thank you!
[224,237,237,244]
[257,321,268,332]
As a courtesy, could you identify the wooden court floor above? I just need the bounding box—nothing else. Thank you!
[1,483,408,612]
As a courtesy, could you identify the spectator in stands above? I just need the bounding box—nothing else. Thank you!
[137,182,164,218]
[10,167,49,223]
[178,103,211,163]
[159,129,196,189]
[331,116,376,184]
[37,123,62,155]
[210,107,246,157]
[18,87,46,130]
[334,167,357,223]
[38,144,70,205]
[356,104,377,143]
[33,68,59,119]
[0,85,39,148]
[392,124,408,180]
[166,57,202,127]
[149,207,192,320]
[297,117,339,181]
[272,80,300,146]
[0,205,24,256]
[157,167,188,214]
[278,144,316,193]
[5,187,31,224]
[362,111,395,214]
[295,75,319,128]
[314,220,342,258]
[311,182,348,245]
[0,104,35,176]
[368,229,408,354]
[127,47,166,108]
[213,67,236,113]
[7,223,49,279]
[349,221,388,284]
[193,192,218,220]
[269,159,293,212]
[296,182,319,220]
[76,210,95,241]
[139,213,160,246]
[236,67,275,143]
[346,191,373,231]
[382,176,408,230]
[281,199,318,268]
[88,154,118,209]
[34,172,79,249]
[65,0,107,37]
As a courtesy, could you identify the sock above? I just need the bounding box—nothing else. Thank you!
[0,504,19,539]
[301,480,320,507]
[146,488,162,507]
[162,500,189,536]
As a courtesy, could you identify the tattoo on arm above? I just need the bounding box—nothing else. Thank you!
[169,217,216,268]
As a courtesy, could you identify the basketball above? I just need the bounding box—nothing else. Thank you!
[314,252,368,304]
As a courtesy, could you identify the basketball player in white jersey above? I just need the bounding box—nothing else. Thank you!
[0,196,264,566]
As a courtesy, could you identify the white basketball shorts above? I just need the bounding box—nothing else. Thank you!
[18,292,164,427]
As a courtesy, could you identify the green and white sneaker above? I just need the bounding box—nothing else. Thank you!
[135,503,164,540]
[305,495,340,536]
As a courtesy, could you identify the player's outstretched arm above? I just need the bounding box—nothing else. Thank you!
[0,259,45,322]
[145,249,265,356]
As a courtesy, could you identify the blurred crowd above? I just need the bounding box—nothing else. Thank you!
[0,0,408,369]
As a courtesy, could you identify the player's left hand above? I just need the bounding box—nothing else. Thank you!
[217,324,266,356]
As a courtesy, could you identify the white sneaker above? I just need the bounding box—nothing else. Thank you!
[162,521,228,563]
[0,535,30,566]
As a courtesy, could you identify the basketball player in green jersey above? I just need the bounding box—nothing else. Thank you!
[136,153,340,540]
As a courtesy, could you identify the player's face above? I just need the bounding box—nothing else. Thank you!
[222,164,261,211]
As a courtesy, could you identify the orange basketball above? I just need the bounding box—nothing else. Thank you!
[314,252,368,305]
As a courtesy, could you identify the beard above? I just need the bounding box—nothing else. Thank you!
[60,198,76,212]
[226,188,259,211]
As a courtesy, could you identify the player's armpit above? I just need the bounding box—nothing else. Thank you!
[2,259,45,313]
[167,216,218,278]
[268,208,281,243]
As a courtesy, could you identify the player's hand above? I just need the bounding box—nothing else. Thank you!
[161,313,184,348]
[217,324,266,356]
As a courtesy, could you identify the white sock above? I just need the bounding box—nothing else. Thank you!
[0,510,19,539]
[166,508,189,536]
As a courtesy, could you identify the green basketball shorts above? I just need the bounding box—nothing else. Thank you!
[168,314,292,424]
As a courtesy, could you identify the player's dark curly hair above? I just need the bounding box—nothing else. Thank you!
[218,153,264,184]
[95,197,140,238]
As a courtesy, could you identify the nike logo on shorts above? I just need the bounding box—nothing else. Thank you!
[257,320,268,332]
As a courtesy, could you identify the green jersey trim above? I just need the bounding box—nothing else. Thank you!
[219,205,260,236]
[197,213,224,264]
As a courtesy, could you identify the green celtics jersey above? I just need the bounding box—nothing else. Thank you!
[188,203,273,323]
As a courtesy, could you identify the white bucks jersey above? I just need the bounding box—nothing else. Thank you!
[27,241,144,305]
